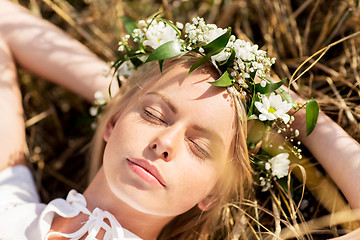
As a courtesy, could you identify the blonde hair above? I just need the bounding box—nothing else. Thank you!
[89,54,253,239]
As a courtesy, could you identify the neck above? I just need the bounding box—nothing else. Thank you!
[51,168,172,240]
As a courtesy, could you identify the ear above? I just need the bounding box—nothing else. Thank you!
[103,117,116,142]
[197,195,218,211]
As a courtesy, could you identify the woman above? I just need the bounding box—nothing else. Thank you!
[0,0,359,239]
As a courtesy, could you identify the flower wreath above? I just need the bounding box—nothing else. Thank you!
[94,14,320,192]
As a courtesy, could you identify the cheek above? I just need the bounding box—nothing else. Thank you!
[102,115,151,175]
[186,163,217,190]
[169,158,219,206]
[106,114,149,149]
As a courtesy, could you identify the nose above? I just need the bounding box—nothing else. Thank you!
[149,124,183,162]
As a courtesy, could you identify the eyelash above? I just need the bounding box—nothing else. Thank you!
[142,107,210,160]
[143,108,167,125]
[187,139,210,160]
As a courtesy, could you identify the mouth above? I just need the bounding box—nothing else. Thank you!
[127,158,166,188]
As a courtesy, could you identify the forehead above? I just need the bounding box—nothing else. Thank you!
[144,64,235,150]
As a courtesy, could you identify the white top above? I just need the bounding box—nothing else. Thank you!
[0,166,141,240]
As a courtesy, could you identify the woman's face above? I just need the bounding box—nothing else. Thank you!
[102,64,235,217]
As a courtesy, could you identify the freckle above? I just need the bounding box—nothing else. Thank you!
[222,93,233,107]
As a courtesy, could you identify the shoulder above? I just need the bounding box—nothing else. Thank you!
[0,201,46,240]
[0,165,40,207]
[0,166,45,239]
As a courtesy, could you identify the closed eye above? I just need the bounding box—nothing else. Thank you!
[143,107,168,125]
[187,139,211,159]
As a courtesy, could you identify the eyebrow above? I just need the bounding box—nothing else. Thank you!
[191,125,225,150]
[146,92,225,149]
[146,92,177,113]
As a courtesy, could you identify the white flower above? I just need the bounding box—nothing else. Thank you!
[132,28,144,42]
[184,18,227,48]
[254,93,292,123]
[290,115,295,123]
[118,60,136,79]
[227,86,234,94]
[260,179,271,192]
[211,49,231,62]
[238,62,245,70]
[294,129,300,137]
[143,21,179,50]
[176,22,184,29]
[233,40,254,61]
[243,73,250,79]
[265,162,271,170]
[138,20,146,28]
[118,45,124,52]
[267,153,290,179]
[207,27,227,43]
[260,80,267,87]
[94,91,106,105]
[192,17,199,25]
[89,106,99,116]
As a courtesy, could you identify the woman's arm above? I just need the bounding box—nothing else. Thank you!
[0,33,26,171]
[291,102,360,210]
[0,0,119,171]
[0,0,116,102]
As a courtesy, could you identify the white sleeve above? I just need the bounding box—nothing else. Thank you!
[0,165,40,208]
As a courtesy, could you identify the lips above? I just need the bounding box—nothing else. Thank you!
[127,158,166,188]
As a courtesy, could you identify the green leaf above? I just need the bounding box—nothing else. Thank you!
[277,87,297,108]
[109,57,126,98]
[247,93,256,117]
[158,59,164,72]
[156,17,182,37]
[249,69,257,81]
[247,114,258,120]
[145,40,182,63]
[116,72,122,88]
[188,47,225,76]
[120,16,138,36]
[129,56,144,67]
[209,71,233,87]
[145,12,164,30]
[112,58,127,74]
[277,177,290,194]
[111,56,124,69]
[188,54,211,76]
[218,48,235,72]
[255,78,286,94]
[266,77,297,108]
[306,98,319,136]
[202,28,232,53]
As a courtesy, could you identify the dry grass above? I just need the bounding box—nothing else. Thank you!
[14,0,360,239]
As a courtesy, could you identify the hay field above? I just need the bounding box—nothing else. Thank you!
[14,0,360,239]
